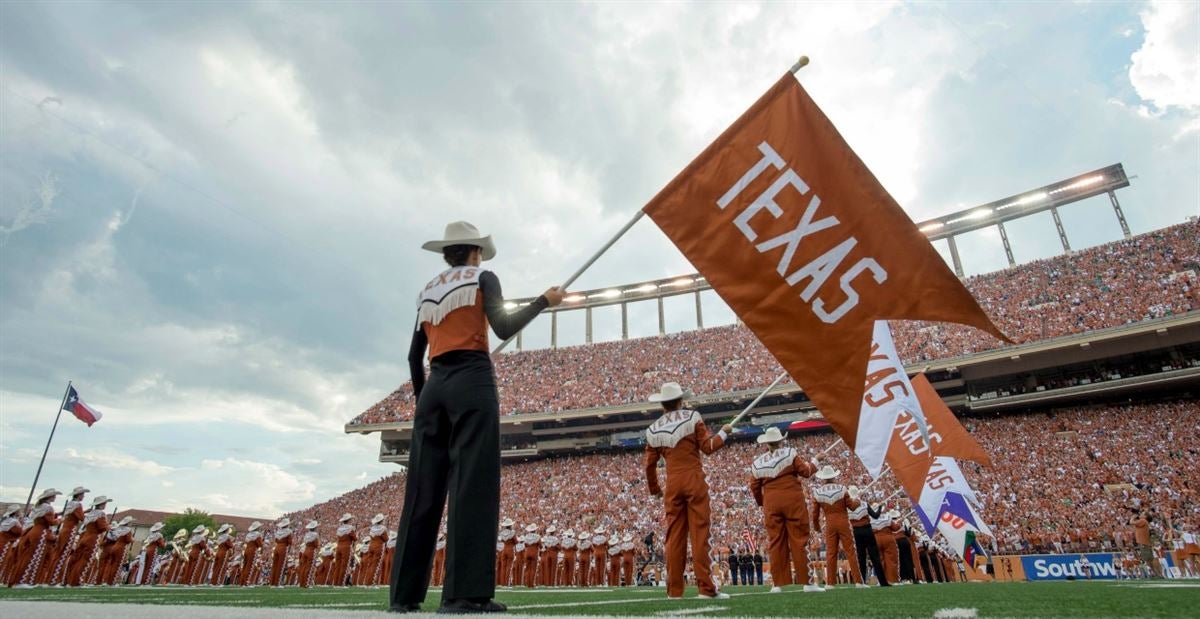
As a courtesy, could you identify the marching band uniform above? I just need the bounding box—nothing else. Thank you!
[330,514,355,586]
[182,526,209,586]
[871,511,900,586]
[8,488,62,587]
[164,530,187,584]
[314,543,335,586]
[893,518,918,583]
[522,526,540,588]
[211,525,235,586]
[361,515,387,586]
[432,534,448,586]
[848,491,888,587]
[642,382,729,599]
[620,534,635,587]
[42,486,87,584]
[239,522,265,586]
[590,528,608,587]
[576,533,592,587]
[560,530,577,587]
[512,541,526,587]
[65,495,109,587]
[497,519,517,586]
[99,516,135,586]
[747,428,820,592]
[269,519,293,587]
[134,523,165,585]
[811,467,865,587]
[381,532,397,586]
[297,521,320,588]
[539,526,558,586]
[393,223,555,613]
[607,541,621,586]
[0,506,25,584]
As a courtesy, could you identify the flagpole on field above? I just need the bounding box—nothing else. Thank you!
[24,381,72,516]
[491,55,813,356]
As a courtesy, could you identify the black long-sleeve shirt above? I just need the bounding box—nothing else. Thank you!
[407,270,548,398]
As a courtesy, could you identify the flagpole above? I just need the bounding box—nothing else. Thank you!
[728,372,788,427]
[492,210,646,354]
[24,381,72,515]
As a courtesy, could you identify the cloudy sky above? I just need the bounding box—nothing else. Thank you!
[1,1,1196,518]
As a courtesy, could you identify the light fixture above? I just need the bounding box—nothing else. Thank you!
[503,302,518,310]
[564,295,585,303]
[631,283,658,293]
[597,289,622,299]
[1049,175,1104,195]
[919,222,945,233]
[667,278,693,287]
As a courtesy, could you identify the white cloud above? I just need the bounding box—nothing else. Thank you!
[1129,0,1200,112]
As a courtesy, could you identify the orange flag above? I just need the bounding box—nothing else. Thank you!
[643,72,1007,449]
[910,373,991,466]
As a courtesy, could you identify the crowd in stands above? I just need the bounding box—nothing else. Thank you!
[301,400,1200,557]
[349,221,1198,425]
[968,354,1200,401]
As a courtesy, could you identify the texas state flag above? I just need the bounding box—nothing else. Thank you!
[64,386,102,426]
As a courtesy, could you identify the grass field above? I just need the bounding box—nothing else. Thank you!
[1,581,1198,617]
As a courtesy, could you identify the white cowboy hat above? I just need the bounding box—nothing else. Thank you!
[371,513,385,525]
[90,495,109,507]
[564,529,575,537]
[306,520,319,530]
[814,465,839,480]
[887,510,901,520]
[249,521,263,532]
[277,518,291,528]
[623,533,633,542]
[594,526,606,534]
[546,525,557,534]
[388,531,397,540]
[421,221,496,261]
[501,518,514,527]
[70,486,89,496]
[150,522,164,532]
[118,516,134,526]
[3,505,21,518]
[525,524,539,532]
[648,382,690,403]
[757,426,787,444]
[36,488,62,502]
[192,525,207,533]
[339,513,353,523]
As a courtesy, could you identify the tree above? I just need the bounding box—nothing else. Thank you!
[161,508,217,539]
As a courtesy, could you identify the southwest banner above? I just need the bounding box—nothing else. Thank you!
[643,72,1007,450]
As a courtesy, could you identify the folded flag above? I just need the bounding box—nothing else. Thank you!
[64,386,102,427]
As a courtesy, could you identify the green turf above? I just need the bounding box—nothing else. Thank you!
[0,581,1197,617]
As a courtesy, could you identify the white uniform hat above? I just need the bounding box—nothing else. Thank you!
[3,505,21,518]
[525,524,539,532]
[814,465,840,480]
[887,509,901,520]
[564,529,575,537]
[339,513,353,523]
[757,426,787,444]
[90,495,110,508]
[277,518,291,528]
[192,525,207,534]
[421,221,497,261]
[594,526,606,534]
[150,522,164,532]
[501,518,515,528]
[70,486,89,496]
[249,521,263,532]
[648,382,690,403]
[36,488,62,503]
[306,520,319,530]
[117,516,134,526]
[546,525,557,534]
[623,533,633,542]
[371,514,385,525]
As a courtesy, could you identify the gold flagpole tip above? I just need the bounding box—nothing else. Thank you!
[790,56,810,73]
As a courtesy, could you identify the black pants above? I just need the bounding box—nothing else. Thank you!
[895,537,915,582]
[390,354,500,606]
[853,526,889,586]
[754,562,763,585]
[919,551,935,582]
[728,563,738,585]
[740,563,753,585]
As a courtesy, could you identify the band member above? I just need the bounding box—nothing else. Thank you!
[239,522,265,586]
[847,487,889,587]
[607,538,621,586]
[620,534,636,587]
[269,518,293,586]
[330,513,355,586]
[748,426,823,593]
[65,494,110,587]
[8,488,62,587]
[590,527,608,587]
[391,222,563,614]
[521,525,540,588]
[314,542,335,586]
[560,529,577,587]
[297,520,320,588]
[360,514,387,586]
[576,531,592,587]
[643,381,731,599]
[432,531,448,587]
[811,466,865,587]
[164,529,187,584]
[0,506,25,584]
[134,523,166,585]
[539,525,559,587]
[497,518,517,586]
[99,516,135,585]
[211,524,236,586]
[40,486,87,584]
[181,525,209,585]
[892,514,918,583]
[512,539,526,588]
[871,509,900,585]
[381,531,397,586]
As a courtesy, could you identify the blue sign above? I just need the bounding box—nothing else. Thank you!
[1020,553,1121,580]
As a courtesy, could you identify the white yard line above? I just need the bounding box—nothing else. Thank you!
[508,587,795,610]
[656,606,728,616]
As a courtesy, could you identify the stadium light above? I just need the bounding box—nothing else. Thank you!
[564,295,586,304]
[597,289,622,299]
[919,222,945,233]
[504,301,518,310]
[630,283,659,293]
[946,208,993,225]
[666,278,693,288]
[1049,175,1104,195]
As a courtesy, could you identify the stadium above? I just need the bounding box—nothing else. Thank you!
[2,3,1198,619]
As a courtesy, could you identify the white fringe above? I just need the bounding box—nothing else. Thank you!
[417,285,479,326]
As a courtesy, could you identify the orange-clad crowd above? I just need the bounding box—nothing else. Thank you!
[349,222,1198,425]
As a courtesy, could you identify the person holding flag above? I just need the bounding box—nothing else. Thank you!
[747,426,824,593]
[642,381,731,600]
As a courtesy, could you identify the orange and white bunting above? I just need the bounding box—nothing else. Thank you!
[643,72,1007,449]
